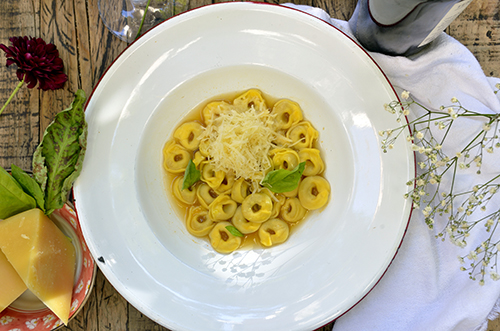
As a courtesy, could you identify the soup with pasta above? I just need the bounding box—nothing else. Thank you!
[162,89,330,254]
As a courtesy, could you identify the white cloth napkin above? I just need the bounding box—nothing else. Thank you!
[284,4,500,331]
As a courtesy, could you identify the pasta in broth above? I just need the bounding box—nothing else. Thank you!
[163,89,330,254]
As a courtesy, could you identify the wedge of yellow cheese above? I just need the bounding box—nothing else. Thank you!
[0,249,28,312]
[0,208,76,324]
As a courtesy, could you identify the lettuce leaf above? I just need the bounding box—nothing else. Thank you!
[33,89,87,215]
[0,166,36,219]
[10,164,45,213]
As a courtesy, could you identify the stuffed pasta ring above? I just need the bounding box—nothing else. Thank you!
[186,206,214,237]
[163,141,191,174]
[258,218,289,247]
[298,176,330,210]
[209,221,242,254]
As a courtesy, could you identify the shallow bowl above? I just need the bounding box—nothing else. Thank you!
[73,3,414,330]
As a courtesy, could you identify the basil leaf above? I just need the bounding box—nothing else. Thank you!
[261,162,306,193]
[10,164,45,213]
[182,159,200,190]
[226,225,244,237]
[0,166,36,219]
[33,89,87,215]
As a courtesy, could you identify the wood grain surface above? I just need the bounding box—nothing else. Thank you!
[0,0,499,330]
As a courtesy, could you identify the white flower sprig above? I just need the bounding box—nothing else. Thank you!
[380,86,500,285]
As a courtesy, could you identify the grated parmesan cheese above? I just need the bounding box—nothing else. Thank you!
[199,104,279,182]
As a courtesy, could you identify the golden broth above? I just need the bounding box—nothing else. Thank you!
[163,89,329,252]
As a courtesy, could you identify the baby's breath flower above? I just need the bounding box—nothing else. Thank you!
[381,92,500,285]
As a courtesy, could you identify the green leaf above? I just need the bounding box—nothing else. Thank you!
[182,159,200,190]
[261,161,306,193]
[0,166,36,219]
[33,89,87,215]
[10,164,45,213]
[225,225,244,237]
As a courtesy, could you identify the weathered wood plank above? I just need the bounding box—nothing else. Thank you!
[95,269,129,330]
[74,0,94,96]
[86,0,127,85]
[315,0,357,20]
[0,0,40,171]
[448,0,500,77]
[128,305,172,331]
[39,0,80,133]
[2,1,500,331]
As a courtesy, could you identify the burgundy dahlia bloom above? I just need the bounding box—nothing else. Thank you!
[0,36,68,90]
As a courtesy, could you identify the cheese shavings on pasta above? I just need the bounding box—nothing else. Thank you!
[199,105,278,182]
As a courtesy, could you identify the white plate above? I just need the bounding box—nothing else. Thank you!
[73,3,414,330]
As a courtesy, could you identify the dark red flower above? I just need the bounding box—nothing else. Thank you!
[0,36,67,91]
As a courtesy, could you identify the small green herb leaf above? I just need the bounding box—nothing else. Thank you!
[0,166,36,219]
[261,161,306,193]
[33,89,87,215]
[182,159,200,190]
[10,164,45,213]
[226,225,244,237]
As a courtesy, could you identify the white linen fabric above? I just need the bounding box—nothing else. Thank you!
[283,4,500,331]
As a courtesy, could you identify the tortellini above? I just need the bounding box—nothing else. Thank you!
[298,176,331,210]
[241,193,273,223]
[299,148,325,176]
[209,194,237,222]
[232,206,261,234]
[209,222,242,254]
[259,219,289,247]
[231,178,252,203]
[233,89,267,112]
[163,89,331,253]
[186,206,214,237]
[280,197,307,223]
[200,161,225,189]
[163,141,191,173]
[271,99,303,130]
[197,183,218,209]
[174,121,204,151]
[172,176,197,205]
[202,101,232,125]
[271,148,300,171]
[287,121,318,150]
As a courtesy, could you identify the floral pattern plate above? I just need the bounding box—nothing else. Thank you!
[0,203,96,331]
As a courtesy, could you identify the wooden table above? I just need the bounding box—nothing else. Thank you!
[0,0,499,330]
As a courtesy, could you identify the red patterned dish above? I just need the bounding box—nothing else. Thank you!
[0,203,96,331]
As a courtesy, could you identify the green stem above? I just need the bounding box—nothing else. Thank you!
[135,0,152,40]
[0,78,25,116]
